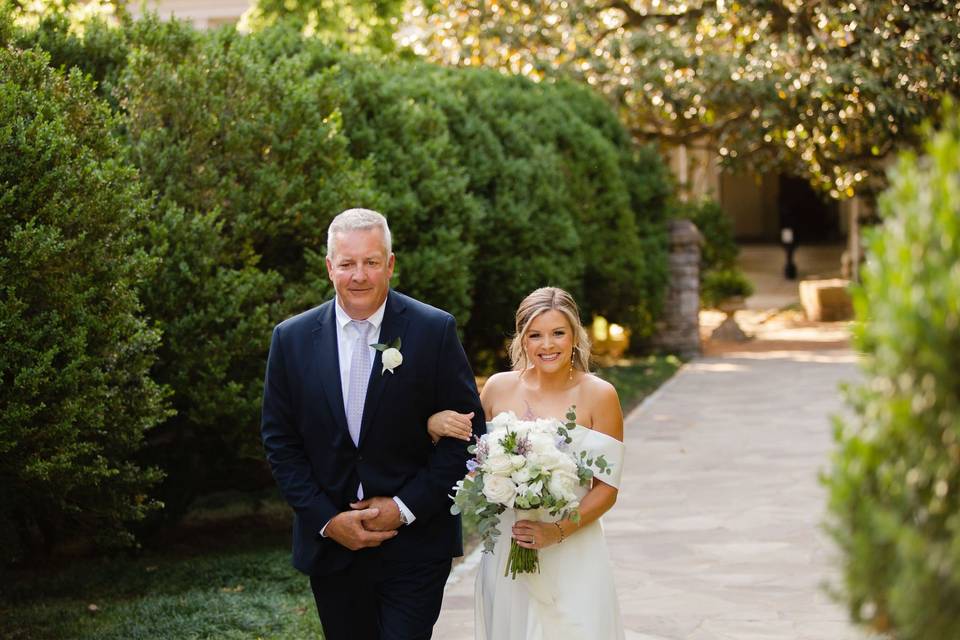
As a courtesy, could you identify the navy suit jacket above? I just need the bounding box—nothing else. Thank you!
[261,289,485,576]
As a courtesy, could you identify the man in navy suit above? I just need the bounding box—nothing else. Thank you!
[261,208,484,640]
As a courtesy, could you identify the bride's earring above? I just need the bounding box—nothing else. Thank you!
[568,348,575,381]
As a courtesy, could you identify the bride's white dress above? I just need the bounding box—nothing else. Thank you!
[475,415,626,640]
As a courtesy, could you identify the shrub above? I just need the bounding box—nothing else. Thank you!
[671,197,753,309]
[437,70,585,366]
[315,51,480,328]
[0,46,167,558]
[700,269,755,309]
[824,109,960,638]
[117,18,374,516]
[672,197,738,272]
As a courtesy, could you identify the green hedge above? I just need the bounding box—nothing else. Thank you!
[824,110,960,637]
[3,13,675,539]
[0,46,167,559]
[117,19,374,518]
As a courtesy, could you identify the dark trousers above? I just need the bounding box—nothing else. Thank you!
[310,550,452,640]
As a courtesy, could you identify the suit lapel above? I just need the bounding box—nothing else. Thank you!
[312,302,350,441]
[358,290,408,447]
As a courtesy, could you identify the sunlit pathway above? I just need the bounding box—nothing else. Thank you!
[435,347,872,639]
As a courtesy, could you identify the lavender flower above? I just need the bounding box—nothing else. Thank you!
[515,435,532,456]
[475,438,489,465]
[466,459,479,472]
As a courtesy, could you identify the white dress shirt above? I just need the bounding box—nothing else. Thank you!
[320,297,414,537]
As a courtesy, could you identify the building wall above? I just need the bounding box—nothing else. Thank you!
[128,0,253,28]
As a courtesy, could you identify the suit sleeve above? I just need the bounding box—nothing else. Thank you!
[395,314,486,521]
[261,324,339,536]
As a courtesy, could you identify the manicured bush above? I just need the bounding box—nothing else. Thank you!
[0,46,167,558]
[434,70,585,366]
[7,10,128,105]
[824,109,960,638]
[117,18,374,516]
[314,51,481,328]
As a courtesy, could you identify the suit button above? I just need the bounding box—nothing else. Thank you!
[358,455,363,461]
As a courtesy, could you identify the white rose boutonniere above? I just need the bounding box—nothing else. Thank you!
[371,337,403,375]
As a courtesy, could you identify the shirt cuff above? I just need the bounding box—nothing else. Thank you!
[319,518,332,538]
[393,496,415,525]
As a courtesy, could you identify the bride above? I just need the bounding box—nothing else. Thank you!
[428,286,626,639]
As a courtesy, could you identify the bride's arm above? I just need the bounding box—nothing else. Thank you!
[513,379,624,549]
[427,410,474,442]
[427,371,510,442]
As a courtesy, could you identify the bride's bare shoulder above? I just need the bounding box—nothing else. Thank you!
[582,372,617,398]
[480,371,520,414]
[581,373,622,429]
[482,370,521,396]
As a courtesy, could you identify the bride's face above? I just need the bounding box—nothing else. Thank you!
[524,309,574,375]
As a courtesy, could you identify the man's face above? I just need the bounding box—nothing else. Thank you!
[326,228,395,319]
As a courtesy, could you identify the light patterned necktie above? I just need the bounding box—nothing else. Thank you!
[346,320,372,446]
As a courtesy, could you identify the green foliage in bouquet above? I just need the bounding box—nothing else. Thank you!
[823,107,960,638]
[0,46,168,558]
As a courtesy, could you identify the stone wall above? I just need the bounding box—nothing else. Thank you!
[653,219,703,357]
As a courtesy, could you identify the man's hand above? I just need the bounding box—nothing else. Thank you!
[324,508,398,551]
[350,497,403,531]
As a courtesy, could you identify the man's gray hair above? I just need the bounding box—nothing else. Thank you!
[326,208,393,259]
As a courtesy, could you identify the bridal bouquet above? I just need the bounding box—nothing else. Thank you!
[450,407,612,578]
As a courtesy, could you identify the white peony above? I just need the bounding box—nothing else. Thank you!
[482,474,518,507]
[381,347,403,373]
[531,448,572,472]
[488,411,517,433]
[547,468,581,503]
[527,429,560,454]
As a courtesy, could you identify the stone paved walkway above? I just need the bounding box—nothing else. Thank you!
[435,346,870,639]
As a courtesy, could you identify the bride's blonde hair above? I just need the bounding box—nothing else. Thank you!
[509,287,592,374]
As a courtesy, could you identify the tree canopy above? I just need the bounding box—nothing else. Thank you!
[405,0,960,198]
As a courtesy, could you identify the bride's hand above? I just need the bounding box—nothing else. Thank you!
[512,520,565,549]
[427,410,475,443]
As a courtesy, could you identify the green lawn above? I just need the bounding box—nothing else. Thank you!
[1,508,322,640]
[2,356,680,639]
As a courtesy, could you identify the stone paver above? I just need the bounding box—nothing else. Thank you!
[434,347,870,639]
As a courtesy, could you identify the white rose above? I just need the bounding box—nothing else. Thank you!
[483,452,515,477]
[511,465,532,484]
[482,474,517,507]
[381,347,403,373]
